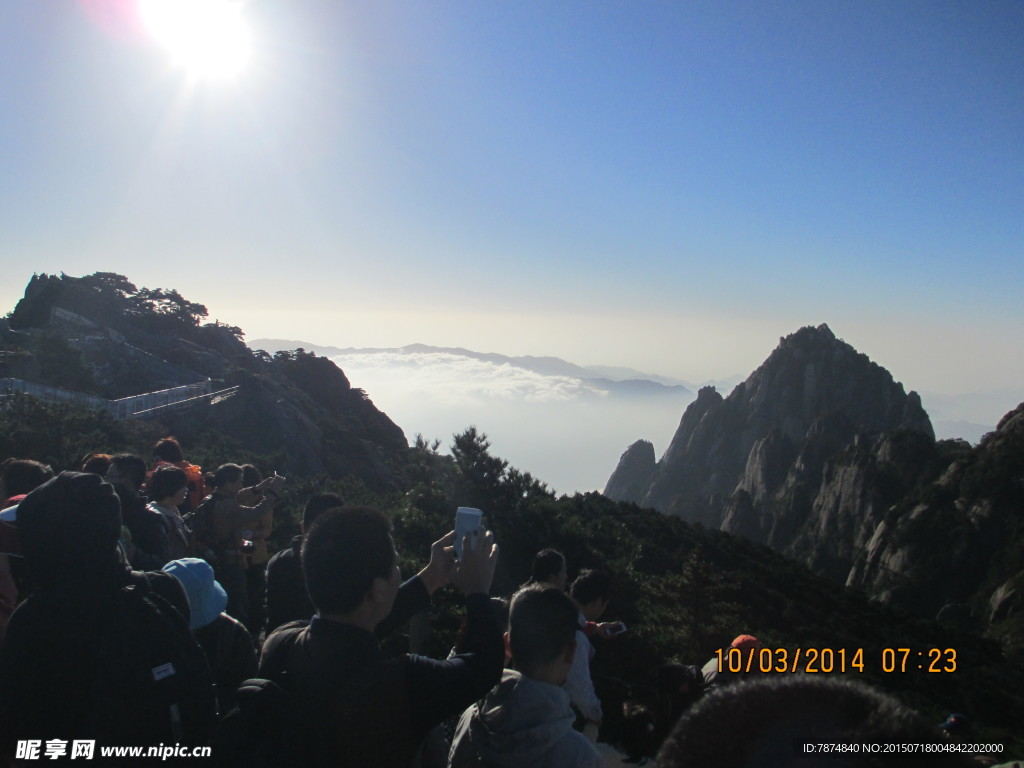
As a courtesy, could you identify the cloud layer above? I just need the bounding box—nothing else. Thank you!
[329,348,1022,494]
[331,350,692,494]
[333,351,609,405]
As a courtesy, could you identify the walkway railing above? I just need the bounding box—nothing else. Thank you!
[1,378,112,413]
[130,386,239,420]
[0,378,229,420]
[107,381,213,419]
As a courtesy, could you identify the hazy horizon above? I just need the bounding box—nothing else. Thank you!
[2,2,1021,430]
[251,338,1020,494]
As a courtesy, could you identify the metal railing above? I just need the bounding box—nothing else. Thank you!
[0,378,226,420]
[130,386,239,420]
[107,381,213,419]
[1,378,112,412]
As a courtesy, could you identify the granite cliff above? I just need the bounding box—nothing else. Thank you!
[607,324,932,520]
[605,324,1024,646]
[846,404,1024,643]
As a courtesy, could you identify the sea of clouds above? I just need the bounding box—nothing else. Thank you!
[324,348,1018,494]
[329,350,693,495]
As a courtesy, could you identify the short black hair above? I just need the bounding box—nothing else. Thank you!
[303,492,345,530]
[109,454,147,489]
[302,506,396,615]
[508,585,579,674]
[530,549,565,583]
[240,463,263,487]
[79,453,112,476]
[1,459,54,497]
[208,463,243,489]
[656,676,968,768]
[148,465,188,501]
[152,437,185,463]
[570,569,611,605]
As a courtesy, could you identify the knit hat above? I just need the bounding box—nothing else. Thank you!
[162,557,227,630]
[17,472,122,584]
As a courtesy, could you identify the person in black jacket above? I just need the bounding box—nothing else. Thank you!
[264,492,343,634]
[0,472,216,759]
[108,453,170,570]
[259,506,504,767]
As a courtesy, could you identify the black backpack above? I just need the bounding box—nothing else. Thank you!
[213,628,326,767]
[215,622,415,768]
[89,572,218,750]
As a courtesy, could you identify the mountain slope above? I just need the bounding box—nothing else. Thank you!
[3,273,409,488]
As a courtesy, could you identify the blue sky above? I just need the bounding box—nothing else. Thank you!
[1,0,1021,405]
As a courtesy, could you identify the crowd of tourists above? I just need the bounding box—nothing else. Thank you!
[0,443,1015,767]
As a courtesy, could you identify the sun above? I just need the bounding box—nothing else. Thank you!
[138,0,252,81]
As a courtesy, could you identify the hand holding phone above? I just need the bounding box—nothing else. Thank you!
[416,530,458,595]
[454,507,482,560]
[453,527,499,597]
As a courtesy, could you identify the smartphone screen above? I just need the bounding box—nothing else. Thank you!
[454,507,483,559]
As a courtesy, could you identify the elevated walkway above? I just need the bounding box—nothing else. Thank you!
[0,378,238,420]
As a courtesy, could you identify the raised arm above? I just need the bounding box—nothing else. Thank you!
[403,530,504,729]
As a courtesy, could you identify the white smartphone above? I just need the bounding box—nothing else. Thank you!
[454,507,483,559]
[607,622,627,636]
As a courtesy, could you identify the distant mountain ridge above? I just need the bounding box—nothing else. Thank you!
[250,339,695,399]
[923,388,1023,444]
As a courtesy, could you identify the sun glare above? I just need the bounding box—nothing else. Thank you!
[138,0,251,81]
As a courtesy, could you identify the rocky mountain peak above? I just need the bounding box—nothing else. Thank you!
[606,323,935,535]
[743,325,932,444]
[602,326,1024,646]
[603,440,657,502]
[694,384,721,401]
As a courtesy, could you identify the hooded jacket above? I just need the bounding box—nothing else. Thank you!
[448,669,603,768]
